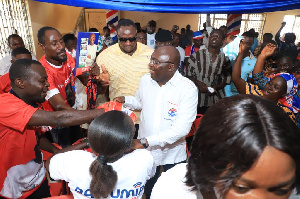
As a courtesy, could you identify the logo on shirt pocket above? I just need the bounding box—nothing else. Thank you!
[168,108,177,117]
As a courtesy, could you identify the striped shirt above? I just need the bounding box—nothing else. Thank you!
[96,42,154,123]
[246,82,295,122]
[186,49,232,107]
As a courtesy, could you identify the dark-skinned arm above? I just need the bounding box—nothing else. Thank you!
[39,134,60,154]
[253,43,277,75]
[45,140,88,171]
[28,108,105,127]
[186,75,209,93]
[275,22,285,45]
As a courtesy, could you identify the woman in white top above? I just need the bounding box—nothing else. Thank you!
[46,110,155,199]
[151,95,300,199]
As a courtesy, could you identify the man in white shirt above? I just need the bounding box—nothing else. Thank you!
[0,34,37,75]
[114,46,198,199]
[147,20,157,49]
[172,33,185,74]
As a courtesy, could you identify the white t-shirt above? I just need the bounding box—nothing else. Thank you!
[151,163,300,199]
[49,149,155,199]
[151,163,199,199]
[147,33,156,49]
[176,46,185,67]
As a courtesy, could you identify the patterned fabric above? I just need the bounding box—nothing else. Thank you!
[246,82,295,122]
[270,73,299,113]
[86,76,99,110]
[186,48,232,107]
[227,14,242,36]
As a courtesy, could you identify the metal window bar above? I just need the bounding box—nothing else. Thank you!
[198,13,266,41]
[0,0,35,59]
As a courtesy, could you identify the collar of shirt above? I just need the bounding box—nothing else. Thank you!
[150,70,179,87]
[9,89,39,108]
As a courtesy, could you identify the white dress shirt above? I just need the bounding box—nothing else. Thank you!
[124,71,198,165]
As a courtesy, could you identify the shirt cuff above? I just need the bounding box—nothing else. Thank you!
[146,135,160,147]
[46,88,60,100]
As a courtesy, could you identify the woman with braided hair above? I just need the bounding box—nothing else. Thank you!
[46,110,155,199]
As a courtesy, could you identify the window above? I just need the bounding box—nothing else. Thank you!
[0,0,35,59]
[281,15,300,44]
[198,14,266,40]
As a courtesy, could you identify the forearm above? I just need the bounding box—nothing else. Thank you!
[29,108,105,127]
[253,54,267,74]
[39,134,60,153]
[124,96,142,110]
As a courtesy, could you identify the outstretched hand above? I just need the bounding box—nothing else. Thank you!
[260,43,277,58]
[96,64,110,87]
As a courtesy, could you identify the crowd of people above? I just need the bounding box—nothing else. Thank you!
[0,17,300,199]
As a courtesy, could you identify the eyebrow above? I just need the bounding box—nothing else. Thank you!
[238,176,296,189]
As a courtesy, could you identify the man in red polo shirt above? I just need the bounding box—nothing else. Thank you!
[37,26,108,147]
[0,59,105,198]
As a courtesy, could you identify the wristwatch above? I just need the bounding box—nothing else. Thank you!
[140,138,148,149]
[82,138,90,149]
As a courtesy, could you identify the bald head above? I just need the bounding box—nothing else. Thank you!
[155,46,180,69]
[149,46,180,86]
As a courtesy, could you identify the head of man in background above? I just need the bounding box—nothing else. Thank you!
[137,30,147,45]
[192,31,204,48]
[147,20,157,35]
[263,33,273,43]
[62,33,77,59]
[155,29,173,49]
[8,34,25,51]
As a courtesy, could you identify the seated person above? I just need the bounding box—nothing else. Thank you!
[151,94,300,199]
[232,41,298,122]
[46,111,155,199]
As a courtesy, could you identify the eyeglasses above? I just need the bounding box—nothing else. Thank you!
[118,37,137,42]
[150,57,174,65]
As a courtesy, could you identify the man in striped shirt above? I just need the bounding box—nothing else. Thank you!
[186,29,232,114]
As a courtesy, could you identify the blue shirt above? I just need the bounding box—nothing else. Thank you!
[225,52,256,97]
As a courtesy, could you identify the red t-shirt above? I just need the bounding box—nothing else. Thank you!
[185,45,200,57]
[0,73,11,94]
[0,93,38,191]
[39,53,76,111]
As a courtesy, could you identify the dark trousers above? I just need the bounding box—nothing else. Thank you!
[144,160,186,199]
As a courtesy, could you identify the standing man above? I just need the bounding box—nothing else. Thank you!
[225,31,256,97]
[0,59,105,199]
[172,33,186,74]
[96,19,153,134]
[147,20,157,49]
[37,26,105,147]
[114,46,198,199]
[0,34,37,76]
[186,29,232,114]
[184,31,206,67]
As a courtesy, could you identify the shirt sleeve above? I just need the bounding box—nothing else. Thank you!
[49,150,89,182]
[146,85,198,147]
[0,96,38,132]
[186,54,197,79]
[253,71,269,90]
[123,79,143,110]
